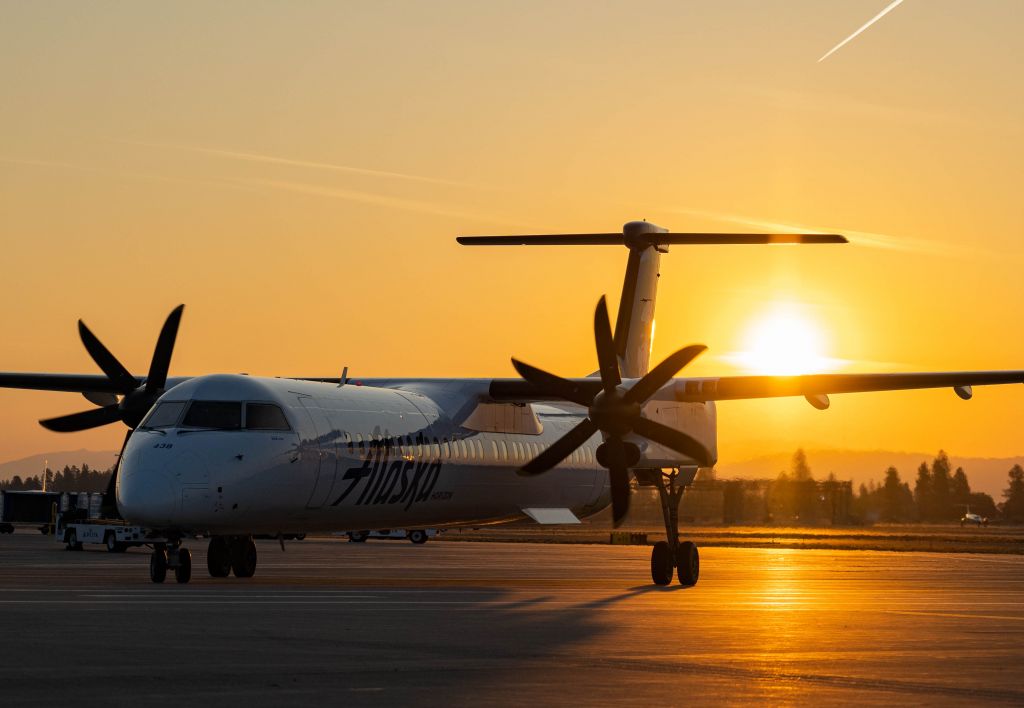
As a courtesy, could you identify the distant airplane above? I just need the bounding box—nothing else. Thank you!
[960,505,989,527]
[3,221,1023,586]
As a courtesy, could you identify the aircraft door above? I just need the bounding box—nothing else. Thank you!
[297,397,339,509]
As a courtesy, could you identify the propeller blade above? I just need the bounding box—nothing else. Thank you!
[609,466,631,527]
[40,405,122,433]
[593,296,621,395]
[511,359,594,407]
[519,418,598,476]
[82,391,118,407]
[78,321,137,394]
[632,417,712,467]
[145,305,184,392]
[623,344,707,405]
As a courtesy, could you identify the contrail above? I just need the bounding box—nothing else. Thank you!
[818,0,905,62]
[112,139,476,189]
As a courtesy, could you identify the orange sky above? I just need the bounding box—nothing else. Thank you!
[1,1,1023,465]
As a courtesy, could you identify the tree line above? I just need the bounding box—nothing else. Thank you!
[782,448,1024,524]
[0,464,113,493]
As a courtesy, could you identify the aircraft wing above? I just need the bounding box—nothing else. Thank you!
[0,374,190,394]
[0,373,142,394]
[480,370,1024,405]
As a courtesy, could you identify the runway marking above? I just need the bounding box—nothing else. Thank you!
[884,609,1024,622]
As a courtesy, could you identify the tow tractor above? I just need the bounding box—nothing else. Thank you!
[56,512,162,553]
[340,529,438,544]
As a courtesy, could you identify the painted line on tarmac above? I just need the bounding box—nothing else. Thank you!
[884,609,1024,622]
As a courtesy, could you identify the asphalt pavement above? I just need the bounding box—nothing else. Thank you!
[1,532,1022,706]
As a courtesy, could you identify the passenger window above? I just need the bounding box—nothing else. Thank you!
[245,403,290,430]
[182,401,241,429]
[141,401,186,429]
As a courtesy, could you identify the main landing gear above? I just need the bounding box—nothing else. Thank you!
[637,467,700,587]
[148,536,257,584]
[206,536,257,579]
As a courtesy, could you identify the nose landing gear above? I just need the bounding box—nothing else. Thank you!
[149,542,192,584]
[636,467,700,587]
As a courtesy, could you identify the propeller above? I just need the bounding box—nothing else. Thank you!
[40,305,184,432]
[512,296,711,527]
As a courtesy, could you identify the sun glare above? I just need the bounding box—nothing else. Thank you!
[732,304,834,376]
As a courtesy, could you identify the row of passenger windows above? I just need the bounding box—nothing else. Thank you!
[344,433,595,466]
[141,401,290,431]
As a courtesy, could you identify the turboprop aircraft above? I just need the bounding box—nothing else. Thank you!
[3,221,1024,586]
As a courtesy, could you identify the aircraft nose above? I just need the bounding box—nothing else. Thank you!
[116,455,179,526]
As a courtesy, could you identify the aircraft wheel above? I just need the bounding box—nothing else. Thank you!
[408,530,428,545]
[676,541,699,586]
[207,537,232,577]
[650,541,673,586]
[348,531,369,543]
[230,537,258,578]
[174,548,192,584]
[150,548,167,584]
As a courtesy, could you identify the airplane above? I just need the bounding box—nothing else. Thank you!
[3,220,1024,587]
[960,505,989,527]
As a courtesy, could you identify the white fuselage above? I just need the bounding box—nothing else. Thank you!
[116,374,715,535]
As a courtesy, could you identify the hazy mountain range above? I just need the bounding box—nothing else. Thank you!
[0,449,119,483]
[716,449,1020,499]
[1,448,1017,500]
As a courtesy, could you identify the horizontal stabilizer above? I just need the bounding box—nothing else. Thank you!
[457,233,847,246]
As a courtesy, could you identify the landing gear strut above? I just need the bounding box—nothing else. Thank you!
[638,467,700,586]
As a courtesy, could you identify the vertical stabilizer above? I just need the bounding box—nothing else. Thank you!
[614,221,666,378]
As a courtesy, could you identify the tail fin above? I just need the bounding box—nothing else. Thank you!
[458,221,845,377]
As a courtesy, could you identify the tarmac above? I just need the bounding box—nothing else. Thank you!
[1,531,1023,706]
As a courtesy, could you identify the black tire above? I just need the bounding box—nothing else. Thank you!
[294,533,306,541]
[408,530,428,545]
[67,529,83,552]
[150,549,167,584]
[207,537,231,578]
[105,533,119,553]
[348,531,369,543]
[650,541,673,586]
[230,537,258,578]
[676,541,699,586]
[175,548,193,584]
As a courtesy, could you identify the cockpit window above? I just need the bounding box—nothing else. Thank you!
[245,403,290,431]
[140,401,187,429]
[182,401,242,430]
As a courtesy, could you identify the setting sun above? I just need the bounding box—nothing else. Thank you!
[731,303,836,376]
